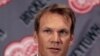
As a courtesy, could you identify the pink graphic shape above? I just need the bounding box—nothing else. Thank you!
[68,0,100,14]
[0,0,11,7]
[4,36,38,56]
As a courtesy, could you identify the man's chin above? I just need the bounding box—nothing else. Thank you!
[45,51,63,56]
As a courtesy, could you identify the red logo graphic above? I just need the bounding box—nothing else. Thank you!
[4,36,38,56]
[0,0,11,7]
[68,0,100,14]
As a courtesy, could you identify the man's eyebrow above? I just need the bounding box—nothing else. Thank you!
[42,27,52,30]
[58,28,69,32]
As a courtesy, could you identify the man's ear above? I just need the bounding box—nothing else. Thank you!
[33,31,38,44]
[69,35,74,46]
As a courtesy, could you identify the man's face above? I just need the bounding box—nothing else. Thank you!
[35,12,73,56]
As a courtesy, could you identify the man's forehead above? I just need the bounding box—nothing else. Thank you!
[39,12,71,29]
[40,12,71,23]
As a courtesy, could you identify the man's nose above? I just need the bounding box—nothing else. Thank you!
[50,32,62,44]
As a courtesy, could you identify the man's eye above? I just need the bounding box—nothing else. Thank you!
[43,29,52,33]
[59,30,68,36]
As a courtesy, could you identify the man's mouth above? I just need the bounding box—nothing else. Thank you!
[48,47,61,54]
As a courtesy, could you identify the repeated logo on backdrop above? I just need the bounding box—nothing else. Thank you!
[20,0,50,25]
[0,0,11,7]
[0,29,7,41]
[4,36,38,56]
[68,0,100,14]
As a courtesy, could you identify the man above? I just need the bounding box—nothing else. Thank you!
[34,3,76,56]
